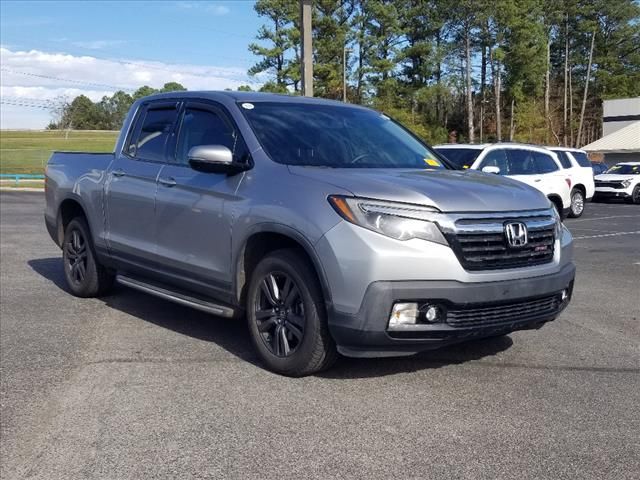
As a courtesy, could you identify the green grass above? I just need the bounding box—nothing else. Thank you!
[0,130,118,174]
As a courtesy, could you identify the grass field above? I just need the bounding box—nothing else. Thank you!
[0,130,118,174]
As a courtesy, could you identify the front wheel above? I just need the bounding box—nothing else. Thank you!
[246,249,337,376]
[62,217,114,297]
[626,185,640,204]
[568,189,585,218]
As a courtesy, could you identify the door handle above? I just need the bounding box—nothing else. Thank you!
[159,177,177,187]
[112,169,126,177]
[534,178,542,182]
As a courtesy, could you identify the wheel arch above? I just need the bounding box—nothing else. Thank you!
[572,183,586,196]
[56,195,90,246]
[234,224,333,311]
[547,194,563,213]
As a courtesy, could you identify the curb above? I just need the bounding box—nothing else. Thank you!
[0,187,45,192]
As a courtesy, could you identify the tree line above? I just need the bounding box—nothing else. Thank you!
[246,0,640,146]
[47,82,187,130]
[47,0,639,148]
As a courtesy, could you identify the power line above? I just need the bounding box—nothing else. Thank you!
[1,68,133,91]
[0,100,54,110]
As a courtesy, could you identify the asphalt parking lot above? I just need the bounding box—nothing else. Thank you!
[1,191,638,480]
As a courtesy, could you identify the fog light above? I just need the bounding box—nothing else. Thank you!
[561,289,568,302]
[424,305,442,323]
[389,302,419,329]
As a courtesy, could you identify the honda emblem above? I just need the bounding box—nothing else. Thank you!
[505,222,528,248]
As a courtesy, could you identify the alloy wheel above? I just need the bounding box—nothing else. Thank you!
[571,191,584,216]
[254,272,305,357]
[65,229,88,285]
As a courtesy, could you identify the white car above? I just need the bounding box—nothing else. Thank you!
[547,147,595,217]
[434,143,572,218]
[594,162,640,204]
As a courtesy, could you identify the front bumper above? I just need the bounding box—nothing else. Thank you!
[594,188,632,199]
[327,262,575,357]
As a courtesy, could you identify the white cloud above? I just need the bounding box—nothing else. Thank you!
[174,2,230,15]
[0,47,260,129]
[71,40,127,50]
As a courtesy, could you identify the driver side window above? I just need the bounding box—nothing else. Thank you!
[175,107,247,165]
[479,149,508,174]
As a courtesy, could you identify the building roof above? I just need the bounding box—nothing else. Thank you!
[582,121,640,153]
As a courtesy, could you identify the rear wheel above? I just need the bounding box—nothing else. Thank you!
[62,217,114,297]
[246,249,337,376]
[568,189,585,218]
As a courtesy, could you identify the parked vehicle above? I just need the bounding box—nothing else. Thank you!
[591,162,609,176]
[433,143,572,218]
[547,147,594,218]
[45,92,575,376]
[594,162,640,204]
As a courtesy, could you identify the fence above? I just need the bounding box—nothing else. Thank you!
[0,173,45,187]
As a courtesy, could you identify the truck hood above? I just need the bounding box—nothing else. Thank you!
[288,167,550,213]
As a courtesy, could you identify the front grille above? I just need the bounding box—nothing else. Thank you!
[446,213,556,271]
[595,180,624,189]
[446,293,562,328]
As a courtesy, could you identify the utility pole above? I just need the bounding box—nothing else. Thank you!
[300,0,313,97]
[343,46,351,102]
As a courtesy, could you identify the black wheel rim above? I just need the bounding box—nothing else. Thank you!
[254,272,305,357]
[65,229,88,285]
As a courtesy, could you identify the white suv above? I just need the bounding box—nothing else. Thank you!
[434,143,572,218]
[594,162,640,204]
[547,147,595,217]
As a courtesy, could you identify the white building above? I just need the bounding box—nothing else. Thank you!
[602,97,640,136]
[582,97,640,165]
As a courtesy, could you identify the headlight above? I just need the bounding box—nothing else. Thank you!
[621,179,631,188]
[328,196,448,245]
[551,206,563,240]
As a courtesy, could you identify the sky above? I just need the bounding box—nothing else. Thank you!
[0,0,265,128]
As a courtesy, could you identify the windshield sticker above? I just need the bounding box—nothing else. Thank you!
[424,158,441,167]
[241,103,255,110]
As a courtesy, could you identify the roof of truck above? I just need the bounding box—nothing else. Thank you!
[139,90,366,108]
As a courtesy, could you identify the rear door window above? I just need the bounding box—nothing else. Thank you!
[572,151,592,167]
[506,149,538,175]
[555,151,573,169]
[127,103,179,162]
[533,151,560,174]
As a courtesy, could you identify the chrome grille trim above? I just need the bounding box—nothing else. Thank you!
[438,208,556,271]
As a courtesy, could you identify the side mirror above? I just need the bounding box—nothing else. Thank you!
[482,165,501,175]
[188,145,247,174]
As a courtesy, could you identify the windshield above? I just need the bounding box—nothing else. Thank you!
[433,147,480,169]
[240,102,446,169]
[606,164,640,175]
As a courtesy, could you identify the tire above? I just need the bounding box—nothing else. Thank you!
[62,217,114,297]
[568,189,585,218]
[627,185,640,204]
[550,199,563,219]
[246,249,337,376]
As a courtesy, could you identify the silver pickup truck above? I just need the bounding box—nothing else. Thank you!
[45,91,575,376]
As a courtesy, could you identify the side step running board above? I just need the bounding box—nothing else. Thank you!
[116,275,235,318]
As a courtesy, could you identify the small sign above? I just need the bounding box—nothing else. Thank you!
[424,158,441,167]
